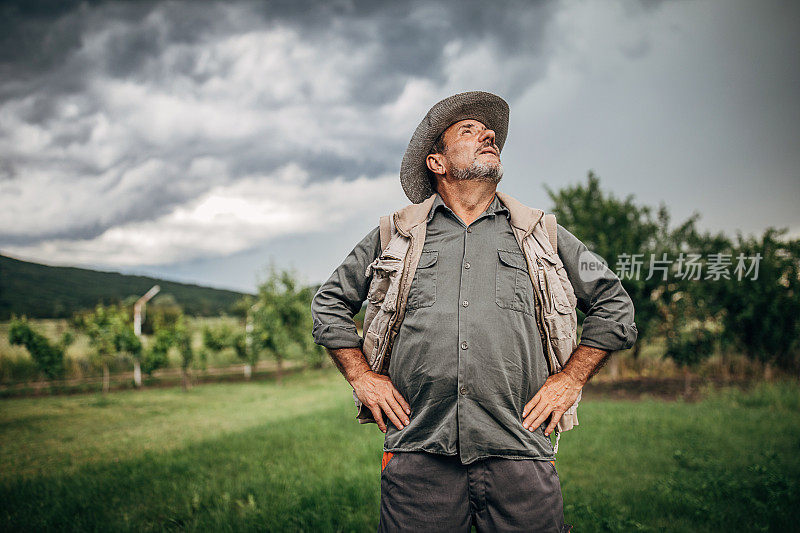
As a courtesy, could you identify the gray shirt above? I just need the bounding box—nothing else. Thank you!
[312,192,637,464]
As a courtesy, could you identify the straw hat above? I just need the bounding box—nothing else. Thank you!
[400,91,509,203]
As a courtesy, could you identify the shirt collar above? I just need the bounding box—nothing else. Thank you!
[426,192,510,223]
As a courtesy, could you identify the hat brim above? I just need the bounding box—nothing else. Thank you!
[400,91,509,204]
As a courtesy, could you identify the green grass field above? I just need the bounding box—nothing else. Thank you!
[1,369,798,532]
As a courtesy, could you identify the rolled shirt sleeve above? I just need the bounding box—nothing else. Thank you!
[556,224,638,351]
[311,226,382,350]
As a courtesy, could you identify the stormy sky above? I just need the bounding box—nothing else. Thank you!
[1,0,798,292]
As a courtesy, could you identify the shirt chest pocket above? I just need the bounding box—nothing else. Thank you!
[406,250,439,310]
[495,249,534,316]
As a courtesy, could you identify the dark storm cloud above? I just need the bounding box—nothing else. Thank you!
[20,0,752,272]
[275,0,561,104]
[0,1,286,108]
[1,0,559,103]
[227,149,392,184]
[0,222,107,246]
[0,0,570,249]
[0,1,142,84]
[0,0,559,120]
[0,159,16,181]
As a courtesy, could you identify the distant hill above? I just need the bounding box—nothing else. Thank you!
[0,254,251,319]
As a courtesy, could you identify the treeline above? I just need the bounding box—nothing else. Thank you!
[550,172,800,377]
[0,254,247,319]
[7,266,325,391]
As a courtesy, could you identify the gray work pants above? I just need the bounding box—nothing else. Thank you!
[379,451,571,532]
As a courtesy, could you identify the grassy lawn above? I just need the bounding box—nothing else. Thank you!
[1,369,798,532]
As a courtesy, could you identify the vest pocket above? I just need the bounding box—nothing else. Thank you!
[496,249,534,315]
[539,252,577,314]
[366,257,403,305]
[406,250,438,310]
[539,252,578,341]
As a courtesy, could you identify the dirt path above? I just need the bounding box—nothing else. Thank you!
[582,376,756,401]
[0,360,305,398]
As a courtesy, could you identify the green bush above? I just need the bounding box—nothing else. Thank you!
[7,317,71,379]
[142,328,172,375]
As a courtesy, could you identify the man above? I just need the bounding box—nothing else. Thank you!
[311,91,637,532]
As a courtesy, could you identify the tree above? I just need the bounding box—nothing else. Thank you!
[202,322,250,378]
[172,315,195,390]
[140,294,182,335]
[77,305,120,393]
[702,228,800,377]
[74,303,145,393]
[141,327,171,376]
[138,295,184,381]
[248,265,319,381]
[112,312,143,386]
[661,288,719,396]
[8,317,72,380]
[546,171,698,377]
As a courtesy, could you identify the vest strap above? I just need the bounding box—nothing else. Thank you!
[379,215,392,252]
[544,213,558,253]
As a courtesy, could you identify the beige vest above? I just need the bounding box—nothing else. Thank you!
[356,191,580,451]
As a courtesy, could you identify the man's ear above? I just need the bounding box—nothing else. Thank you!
[426,153,446,176]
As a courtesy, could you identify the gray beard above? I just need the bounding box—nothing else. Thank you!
[451,160,504,184]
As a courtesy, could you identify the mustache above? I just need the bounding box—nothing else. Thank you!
[477,141,499,154]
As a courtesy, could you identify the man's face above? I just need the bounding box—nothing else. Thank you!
[432,119,503,184]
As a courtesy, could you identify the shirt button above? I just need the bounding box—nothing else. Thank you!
[467,227,472,233]
[462,300,469,307]
[459,386,467,395]
[461,341,468,350]
[464,262,471,269]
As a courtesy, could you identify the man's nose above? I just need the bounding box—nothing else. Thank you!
[479,127,496,145]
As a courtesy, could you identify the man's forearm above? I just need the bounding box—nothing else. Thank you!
[328,346,410,432]
[326,347,372,385]
[561,344,611,386]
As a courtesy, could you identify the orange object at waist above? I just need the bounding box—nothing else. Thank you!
[381,451,394,472]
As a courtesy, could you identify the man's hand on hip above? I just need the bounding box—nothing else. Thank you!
[521,371,583,436]
[325,347,411,433]
[522,344,611,436]
[351,370,411,433]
